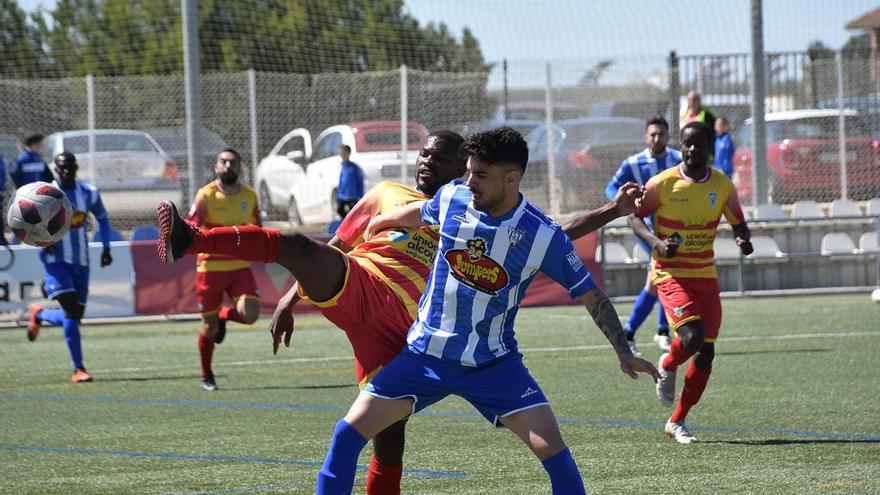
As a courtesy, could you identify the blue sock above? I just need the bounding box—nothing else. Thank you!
[39,308,66,326]
[657,301,669,332]
[316,419,368,495]
[541,448,586,495]
[62,318,84,370]
[625,289,657,338]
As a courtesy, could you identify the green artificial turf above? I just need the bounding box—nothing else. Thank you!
[1,294,878,494]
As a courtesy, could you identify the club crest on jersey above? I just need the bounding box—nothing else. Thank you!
[444,237,509,295]
[709,192,717,207]
[69,211,87,229]
[240,200,249,212]
[507,227,526,246]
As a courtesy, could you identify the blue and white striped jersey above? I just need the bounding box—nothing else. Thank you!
[406,181,596,367]
[40,179,111,266]
[604,148,681,201]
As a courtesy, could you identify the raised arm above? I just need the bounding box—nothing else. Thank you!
[560,182,643,240]
[364,200,426,240]
[580,287,661,381]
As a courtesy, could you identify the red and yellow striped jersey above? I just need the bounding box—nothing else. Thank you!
[188,181,260,272]
[335,181,437,318]
[636,165,746,283]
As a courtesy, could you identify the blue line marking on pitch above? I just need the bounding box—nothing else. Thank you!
[0,444,467,479]
[3,392,879,442]
[160,484,312,495]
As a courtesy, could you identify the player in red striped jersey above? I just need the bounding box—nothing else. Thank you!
[631,121,753,443]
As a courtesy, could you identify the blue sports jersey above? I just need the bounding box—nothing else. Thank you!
[406,181,596,367]
[604,147,681,200]
[12,150,53,188]
[40,179,111,267]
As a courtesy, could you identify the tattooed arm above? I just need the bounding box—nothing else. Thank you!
[580,287,662,381]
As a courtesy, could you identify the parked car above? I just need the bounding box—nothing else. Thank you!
[524,117,646,211]
[462,101,586,137]
[144,127,230,177]
[733,109,880,203]
[255,121,428,225]
[43,129,181,218]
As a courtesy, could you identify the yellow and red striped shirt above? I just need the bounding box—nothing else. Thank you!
[188,181,260,272]
[335,181,437,319]
[636,165,746,283]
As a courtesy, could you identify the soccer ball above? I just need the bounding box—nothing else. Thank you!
[872,288,880,304]
[7,182,73,247]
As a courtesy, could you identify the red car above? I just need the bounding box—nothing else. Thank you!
[733,109,880,203]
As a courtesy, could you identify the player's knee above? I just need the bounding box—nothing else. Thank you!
[372,420,407,464]
[694,345,715,369]
[200,318,218,337]
[678,325,704,354]
[283,232,316,253]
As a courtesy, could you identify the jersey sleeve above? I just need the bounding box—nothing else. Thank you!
[635,176,660,218]
[187,188,208,227]
[250,189,262,227]
[421,182,456,226]
[605,161,634,200]
[335,183,384,246]
[540,228,596,298]
[722,180,746,226]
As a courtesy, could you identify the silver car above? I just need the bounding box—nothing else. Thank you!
[44,129,182,220]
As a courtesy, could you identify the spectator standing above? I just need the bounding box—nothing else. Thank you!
[335,144,364,219]
[714,117,736,178]
[12,134,53,188]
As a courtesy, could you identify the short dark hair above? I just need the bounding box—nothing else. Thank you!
[54,151,77,168]
[645,116,669,131]
[681,121,713,145]
[24,134,44,147]
[339,144,351,154]
[462,126,528,172]
[219,148,241,161]
[427,129,464,149]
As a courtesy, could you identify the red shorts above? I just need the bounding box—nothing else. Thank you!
[656,277,722,342]
[308,257,414,388]
[196,268,259,315]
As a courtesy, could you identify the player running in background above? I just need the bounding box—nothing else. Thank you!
[27,151,113,383]
[604,117,681,355]
[159,130,644,495]
[11,134,53,188]
[629,121,753,443]
[312,127,660,495]
[187,148,261,391]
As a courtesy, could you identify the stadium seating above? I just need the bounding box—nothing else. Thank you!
[130,225,160,241]
[791,200,824,219]
[595,241,631,264]
[631,242,650,264]
[858,231,879,253]
[820,232,858,255]
[754,203,787,221]
[750,236,786,258]
[830,198,861,217]
[713,237,741,262]
[867,198,880,217]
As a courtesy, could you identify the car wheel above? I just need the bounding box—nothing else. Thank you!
[259,182,276,221]
[288,196,303,227]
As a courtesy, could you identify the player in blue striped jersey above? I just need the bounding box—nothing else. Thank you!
[315,127,660,495]
[26,152,114,384]
[604,117,680,355]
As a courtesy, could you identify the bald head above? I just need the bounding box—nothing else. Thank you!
[687,90,702,112]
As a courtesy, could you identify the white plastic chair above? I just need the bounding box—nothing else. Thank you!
[595,242,631,264]
[754,203,787,221]
[819,232,857,255]
[749,236,785,258]
[866,198,880,217]
[791,200,824,219]
[713,237,741,260]
[631,243,651,263]
[858,232,879,253]
[830,199,861,217]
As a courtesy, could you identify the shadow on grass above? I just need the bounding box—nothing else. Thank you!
[225,383,355,391]
[98,375,194,383]
[719,348,830,356]
[701,438,880,445]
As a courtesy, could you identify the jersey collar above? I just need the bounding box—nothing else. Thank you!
[677,163,711,183]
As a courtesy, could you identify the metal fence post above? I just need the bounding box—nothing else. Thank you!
[750,0,768,208]
[669,51,680,139]
[836,51,848,200]
[248,69,259,185]
[86,74,96,182]
[182,0,203,206]
[400,64,408,185]
[544,62,560,216]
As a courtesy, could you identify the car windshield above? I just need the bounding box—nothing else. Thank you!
[358,131,422,151]
[64,134,159,154]
[508,108,583,121]
[562,121,644,147]
[769,116,869,141]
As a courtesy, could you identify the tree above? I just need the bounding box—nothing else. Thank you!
[0,0,49,77]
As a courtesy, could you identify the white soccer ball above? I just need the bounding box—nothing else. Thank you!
[872,288,880,304]
[7,182,73,247]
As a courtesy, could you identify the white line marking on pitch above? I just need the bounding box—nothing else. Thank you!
[10,331,879,376]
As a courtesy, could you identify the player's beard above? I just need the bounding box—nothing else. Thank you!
[219,172,238,185]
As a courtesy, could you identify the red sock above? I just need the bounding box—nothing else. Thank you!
[366,457,403,495]
[218,306,248,324]
[188,225,281,263]
[670,362,711,423]
[662,336,694,372]
[198,333,215,379]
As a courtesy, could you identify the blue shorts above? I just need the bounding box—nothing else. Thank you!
[363,349,549,427]
[44,262,90,303]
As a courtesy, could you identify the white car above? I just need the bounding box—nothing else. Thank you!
[44,129,182,219]
[255,121,428,225]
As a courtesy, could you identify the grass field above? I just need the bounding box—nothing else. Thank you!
[2,294,879,494]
